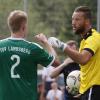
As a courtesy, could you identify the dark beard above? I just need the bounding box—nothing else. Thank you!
[74,27,85,35]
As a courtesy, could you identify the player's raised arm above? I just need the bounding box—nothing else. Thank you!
[35,33,60,67]
[50,58,73,78]
[48,37,92,65]
[35,33,56,57]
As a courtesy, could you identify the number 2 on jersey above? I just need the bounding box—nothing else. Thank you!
[11,55,20,78]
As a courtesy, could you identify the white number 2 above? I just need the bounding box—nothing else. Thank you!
[11,55,20,78]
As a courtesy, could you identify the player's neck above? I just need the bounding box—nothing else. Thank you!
[81,26,92,39]
[11,32,26,39]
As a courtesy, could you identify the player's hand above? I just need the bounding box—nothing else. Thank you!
[35,33,48,44]
[63,58,74,66]
[66,86,72,93]
[48,37,67,51]
[66,86,81,98]
[73,93,81,98]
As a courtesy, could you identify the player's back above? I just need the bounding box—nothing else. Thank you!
[0,38,39,100]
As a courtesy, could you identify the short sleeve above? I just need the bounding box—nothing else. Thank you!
[83,35,100,54]
[31,43,54,67]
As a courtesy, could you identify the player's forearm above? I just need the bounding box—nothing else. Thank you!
[64,47,86,65]
[34,33,57,57]
[50,63,66,78]
[44,41,61,67]
[44,42,57,57]
[47,36,92,65]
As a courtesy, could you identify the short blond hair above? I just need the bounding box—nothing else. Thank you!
[7,10,27,33]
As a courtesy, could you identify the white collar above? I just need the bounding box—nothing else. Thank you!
[7,37,26,41]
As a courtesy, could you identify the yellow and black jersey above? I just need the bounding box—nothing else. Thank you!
[79,29,100,94]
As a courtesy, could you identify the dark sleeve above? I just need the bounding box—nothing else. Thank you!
[60,62,80,74]
[84,48,94,56]
[60,62,80,86]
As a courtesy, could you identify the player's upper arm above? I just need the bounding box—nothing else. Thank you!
[80,34,99,65]
[80,48,93,65]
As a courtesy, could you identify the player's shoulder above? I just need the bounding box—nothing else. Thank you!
[32,42,43,49]
[20,39,44,50]
[85,29,100,43]
[0,37,43,49]
[86,29,100,45]
[0,38,9,43]
[28,42,43,50]
[0,38,8,41]
[92,29,100,37]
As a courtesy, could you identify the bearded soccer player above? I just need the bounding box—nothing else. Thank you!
[48,6,100,100]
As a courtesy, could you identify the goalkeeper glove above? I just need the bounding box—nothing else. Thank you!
[48,37,67,51]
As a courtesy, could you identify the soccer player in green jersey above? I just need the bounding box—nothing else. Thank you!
[0,10,57,100]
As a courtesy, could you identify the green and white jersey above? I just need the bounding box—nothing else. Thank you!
[0,37,54,100]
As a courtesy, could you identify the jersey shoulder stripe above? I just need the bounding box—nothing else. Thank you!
[31,42,43,49]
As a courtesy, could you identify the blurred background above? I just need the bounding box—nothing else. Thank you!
[0,0,97,40]
[0,0,98,59]
[0,0,99,99]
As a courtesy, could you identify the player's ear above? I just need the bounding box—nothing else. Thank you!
[21,23,25,31]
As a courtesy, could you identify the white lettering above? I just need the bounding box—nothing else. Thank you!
[0,47,30,54]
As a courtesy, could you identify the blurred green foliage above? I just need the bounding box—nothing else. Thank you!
[0,0,97,40]
[0,0,97,60]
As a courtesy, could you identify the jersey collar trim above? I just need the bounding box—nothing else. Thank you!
[7,37,26,41]
[82,28,92,39]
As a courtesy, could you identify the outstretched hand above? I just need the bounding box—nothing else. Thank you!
[34,33,48,44]
[73,93,81,98]
[63,58,74,65]
[48,37,67,51]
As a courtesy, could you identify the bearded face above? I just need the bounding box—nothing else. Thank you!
[72,12,87,35]
[74,25,85,35]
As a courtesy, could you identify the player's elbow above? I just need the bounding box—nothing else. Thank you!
[50,71,58,78]
[79,57,90,65]
[50,73,55,79]
[52,60,61,67]
[50,75,54,79]
[79,60,88,65]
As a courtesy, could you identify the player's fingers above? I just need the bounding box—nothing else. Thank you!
[73,94,81,98]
